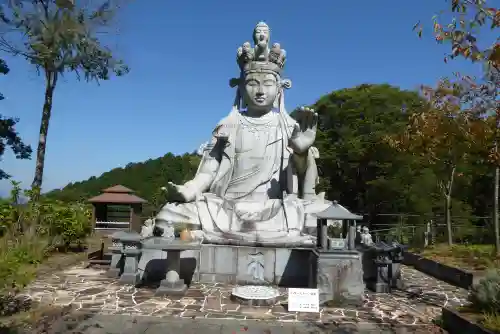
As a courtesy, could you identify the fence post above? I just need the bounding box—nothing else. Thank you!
[398,215,404,243]
[424,221,431,248]
[431,219,436,246]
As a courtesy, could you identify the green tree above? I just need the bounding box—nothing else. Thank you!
[0,0,129,192]
[0,59,32,180]
[387,84,481,245]
[415,0,499,253]
[46,152,201,216]
[311,84,441,226]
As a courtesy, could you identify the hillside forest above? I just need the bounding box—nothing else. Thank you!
[43,83,497,246]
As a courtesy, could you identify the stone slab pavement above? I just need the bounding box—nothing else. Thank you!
[21,264,461,333]
[48,313,444,334]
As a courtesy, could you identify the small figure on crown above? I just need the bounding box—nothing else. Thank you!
[150,22,331,246]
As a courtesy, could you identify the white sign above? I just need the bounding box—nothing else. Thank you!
[287,288,319,313]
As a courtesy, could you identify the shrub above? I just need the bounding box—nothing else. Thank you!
[0,181,93,294]
[469,269,500,313]
[0,182,92,250]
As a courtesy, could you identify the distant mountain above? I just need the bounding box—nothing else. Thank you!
[46,152,201,215]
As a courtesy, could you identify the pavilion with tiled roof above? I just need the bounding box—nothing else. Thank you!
[88,185,147,235]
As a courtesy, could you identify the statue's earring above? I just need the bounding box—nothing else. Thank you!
[272,91,280,111]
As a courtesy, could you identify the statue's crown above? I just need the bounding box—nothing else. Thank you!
[236,22,286,75]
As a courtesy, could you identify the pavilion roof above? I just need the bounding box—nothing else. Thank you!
[315,201,363,220]
[88,185,147,204]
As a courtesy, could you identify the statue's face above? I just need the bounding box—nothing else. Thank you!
[242,72,278,112]
[254,26,269,46]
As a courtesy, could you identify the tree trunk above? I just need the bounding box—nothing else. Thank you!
[444,165,456,246]
[494,165,500,256]
[445,194,453,246]
[31,70,58,195]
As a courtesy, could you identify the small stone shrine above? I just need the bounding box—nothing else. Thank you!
[312,201,365,306]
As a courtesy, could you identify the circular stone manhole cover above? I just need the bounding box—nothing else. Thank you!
[231,285,280,306]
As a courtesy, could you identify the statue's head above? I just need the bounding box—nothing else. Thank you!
[231,22,290,113]
[241,71,279,112]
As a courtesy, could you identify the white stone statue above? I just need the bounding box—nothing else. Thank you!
[360,226,374,246]
[149,22,331,246]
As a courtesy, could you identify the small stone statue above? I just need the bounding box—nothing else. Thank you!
[141,218,154,238]
[253,22,270,61]
[142,218,176,240]
[360,226,374,246]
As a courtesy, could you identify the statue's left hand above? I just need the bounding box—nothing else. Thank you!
[291,107,318,150]
[296,106,318,133]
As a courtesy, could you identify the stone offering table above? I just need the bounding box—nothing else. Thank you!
[141,237,201,296]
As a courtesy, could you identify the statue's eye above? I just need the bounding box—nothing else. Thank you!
[246,80,259,86]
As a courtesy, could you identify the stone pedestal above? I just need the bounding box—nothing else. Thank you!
[196,244,314,286]
[313,249,364,307]
[141,237,201,296]
[116,232,143,286]
[155,250,188,296]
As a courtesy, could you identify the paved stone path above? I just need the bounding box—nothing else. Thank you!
[46,314,446,333]
[21,265,466,333]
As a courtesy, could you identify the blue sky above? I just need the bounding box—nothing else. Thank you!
[0,0,494,194]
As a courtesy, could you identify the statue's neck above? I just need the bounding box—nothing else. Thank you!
[244,108,273,118]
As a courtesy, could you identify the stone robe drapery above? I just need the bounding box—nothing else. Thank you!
[155,109,329,245]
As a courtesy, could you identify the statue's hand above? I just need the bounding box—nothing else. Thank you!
[296,106,318,133]
[162,182,195,202]
[291,106,318,150]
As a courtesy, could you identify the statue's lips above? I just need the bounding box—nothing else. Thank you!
[254,97,266,103]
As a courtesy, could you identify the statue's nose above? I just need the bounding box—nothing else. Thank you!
[259,34,265,41]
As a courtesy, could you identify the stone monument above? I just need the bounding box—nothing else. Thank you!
[139,21,333,286]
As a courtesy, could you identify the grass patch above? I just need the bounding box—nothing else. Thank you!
[411,243,500,271]
[0,305,76,334]
[457,306,500,332]
[483,312,500,332]
[0,234,104,333]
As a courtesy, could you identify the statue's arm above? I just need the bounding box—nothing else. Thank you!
[185,137,222,194]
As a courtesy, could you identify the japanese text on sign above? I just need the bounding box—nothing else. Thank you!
[287,288,319,313]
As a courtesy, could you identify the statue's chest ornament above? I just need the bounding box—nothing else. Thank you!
[239,118,274,141]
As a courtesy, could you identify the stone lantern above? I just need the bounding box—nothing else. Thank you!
[311,201,365,306]
[315,200,363,251]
